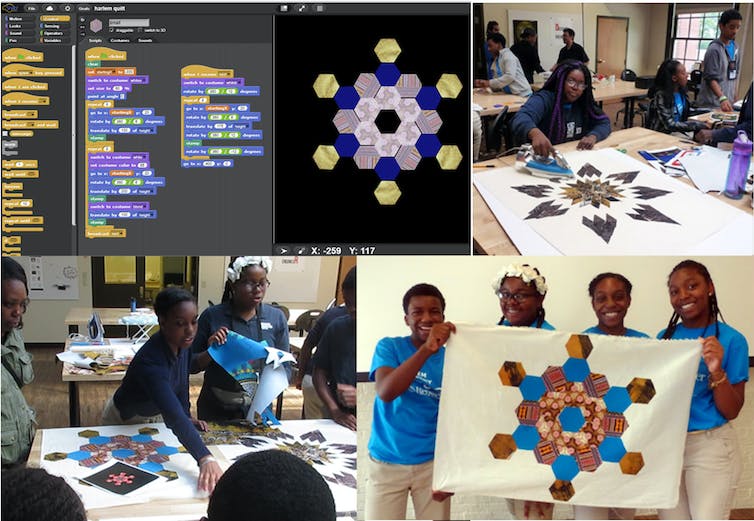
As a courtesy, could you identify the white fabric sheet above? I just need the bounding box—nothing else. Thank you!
[433,325,700,509]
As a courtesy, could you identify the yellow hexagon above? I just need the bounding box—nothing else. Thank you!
[436,73,463,98]
[313,145,339,170]
[374,38,401,63]
[313,74,339,98]
[436,145,462,170]
[374,180,401,205]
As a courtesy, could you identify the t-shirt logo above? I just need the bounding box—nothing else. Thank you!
[566,121,576,139]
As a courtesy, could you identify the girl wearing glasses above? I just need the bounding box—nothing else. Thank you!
[492,263,554,519]
[656,260,746,520]
[511,60,611,157]
[1,257,36,468]
[191,257,290,421]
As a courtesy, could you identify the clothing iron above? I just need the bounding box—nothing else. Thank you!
[515,143,574,178]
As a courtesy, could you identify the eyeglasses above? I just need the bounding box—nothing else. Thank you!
[565,78,588,90]
[2,298,29,312]
[495,291,537,303]
[237,280,269,290]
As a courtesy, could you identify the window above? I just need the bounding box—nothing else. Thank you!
[670,5,732,71]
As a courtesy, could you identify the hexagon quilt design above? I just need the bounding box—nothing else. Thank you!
[488,334,654,501]
[313,38,462,205]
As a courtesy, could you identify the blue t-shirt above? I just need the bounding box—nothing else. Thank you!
[499,318,555,330]
[656,321,749,432]
[368,336,445,465]
[673,92,685,123]
[582,325,649,338]
[726,41,736,61]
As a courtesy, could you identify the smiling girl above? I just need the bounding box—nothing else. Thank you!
[657,260,748,520]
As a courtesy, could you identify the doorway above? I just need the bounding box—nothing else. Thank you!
[596,16,629,78]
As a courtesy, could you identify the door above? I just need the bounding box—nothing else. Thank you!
[596,16,629,78]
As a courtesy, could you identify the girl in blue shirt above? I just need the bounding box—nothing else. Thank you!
[657,260,747,520]
[648,59,710,135]
[582,272,648,338]
[493,263,555,330]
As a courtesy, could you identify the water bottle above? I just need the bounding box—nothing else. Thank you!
[724,130,752,199]
[130,297,137,312]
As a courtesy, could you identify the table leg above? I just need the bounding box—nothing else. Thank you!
[623,98,631,129]
[69,381,80,427]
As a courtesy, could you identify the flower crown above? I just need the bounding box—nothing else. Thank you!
[227,256,273,282]
[492,263,548,295]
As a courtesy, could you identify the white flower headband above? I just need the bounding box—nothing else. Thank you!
[492,263,548,296]
[226,256,273,282]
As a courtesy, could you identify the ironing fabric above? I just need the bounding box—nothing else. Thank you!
[510,60,611,176]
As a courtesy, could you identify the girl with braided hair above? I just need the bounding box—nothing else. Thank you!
[647,59,711,135]
[511,60,611,157]
[657,260,747,520]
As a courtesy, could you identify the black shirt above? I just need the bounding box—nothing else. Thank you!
[557,42,589,65]
[510,41,545,84]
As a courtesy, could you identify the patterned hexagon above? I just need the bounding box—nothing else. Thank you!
[490,334,653,501]
[313,38,462,204]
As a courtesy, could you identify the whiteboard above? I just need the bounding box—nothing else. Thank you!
[508,9,582,72]
[15,256,80,300]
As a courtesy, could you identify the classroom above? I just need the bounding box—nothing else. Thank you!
[356,255,754,520]
[3,255,356,520]
[473,3,753,256]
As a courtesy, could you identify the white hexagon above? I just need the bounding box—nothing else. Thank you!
[355,73,380,99]
[333,109,360,134]
[395,121,421,147]
[375,86,401,110]
[396,145,421,171]
[354,120,380,146]
[353,145,380,169]
[375,135,400,157]
[354,97,380,123]
[395,98,421,123]
[396,74,422,98]
[416,110,442,134]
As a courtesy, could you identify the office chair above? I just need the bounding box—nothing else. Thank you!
[485,105,510,154]
[270,302,290,321]
[615,69,647,128]
[293,309,324,337]
[687,69,703,101]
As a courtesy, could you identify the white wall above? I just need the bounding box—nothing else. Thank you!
[357,256,753,372]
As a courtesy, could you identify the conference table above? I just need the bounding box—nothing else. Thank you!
[29,419,357,521]
[472,126,752,255]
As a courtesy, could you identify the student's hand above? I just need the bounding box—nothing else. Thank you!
[720,99,734,112]
[528,128,554,157]
[197,457,223,494]
[432,490,454,502]
[474,79,490,89]
[191,418,209,432]
[577,134,597,150]
[337,383,357,408]
[694,129,713,144]
[332,409,357,431]
[423,322,456,354]
[208,326,229,347]
[701,336,724,374]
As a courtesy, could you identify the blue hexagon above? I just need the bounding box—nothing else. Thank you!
[552,454,580,481]
[558,406,585,432]
[334,86,360,110]
[112,448,136,459]
[89,436,111,445]
[67,450,91,461]
[139,461,164,473]
[563,357,590,382]
[131,434,152,443]
[520,375,546,401]
[375,63,400,86]
[415,134,442,157]
[155,445,179,456]
[334,134,360,157]
[375,157,401,181]
[598,437,627,462]
[512,425,540,450]
[603,387,632,413]
[416,86,441,110]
